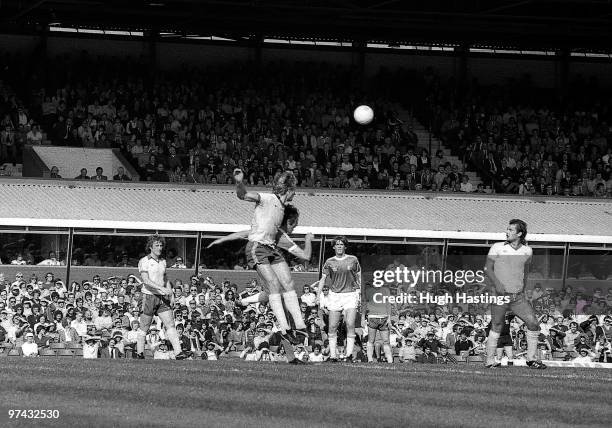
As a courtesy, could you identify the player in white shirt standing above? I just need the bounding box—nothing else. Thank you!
[484,219,546,369]
[138,234,188,360]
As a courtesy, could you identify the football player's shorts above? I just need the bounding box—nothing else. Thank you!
[327,291,359,312]
[142,293,172,316]
[246,242,285,269]
[367,316,389,331]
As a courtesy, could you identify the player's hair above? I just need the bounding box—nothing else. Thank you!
[145,234,165,253]
[331,236,348,247]
[509,219,527,244]
[282,204,300,227]
[272,171,296,196]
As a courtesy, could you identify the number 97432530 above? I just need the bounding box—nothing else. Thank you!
[8,409,60,419]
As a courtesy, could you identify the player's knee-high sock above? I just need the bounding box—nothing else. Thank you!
[269,293,290,333]
[486,330,500,364]
[166,327,183,357]
[383,344,393,363]
[345,335,355,358]
[366,342,374,362]
[282,290,306,329]
[136,333,145,354]
[526,330,540,361]
[329,333,338,358]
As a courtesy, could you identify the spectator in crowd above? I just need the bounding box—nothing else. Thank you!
[398,337,417,363]
[21,331,38,357]
[154,340,174,360]
[82,336,100,359]
[300,284,317,307]
[101,337,124,359]
[113,167,131,181]
[437,347,457,364]
[417,331,444,355]
[49,166,62,179]
[74,168,89,180]
[91,167,107,181]
[37,251,63,266]
[573,348,596,363]
[26,124,43,145]
[454,331,474,356]
[308,344,325,362]
[170,257,187,269]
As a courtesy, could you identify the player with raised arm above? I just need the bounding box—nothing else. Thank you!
[317,236,362,362]
[233,168,307,343]
[365,283,393,363]
[208,205,314,307]
[484,219,546,369]
[138,234,189,360]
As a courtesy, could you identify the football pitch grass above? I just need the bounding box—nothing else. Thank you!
[1,358,611,427]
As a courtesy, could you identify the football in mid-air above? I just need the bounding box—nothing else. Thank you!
[353,105,374,125]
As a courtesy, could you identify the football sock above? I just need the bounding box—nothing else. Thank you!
[329,333,338,358]
[269,293,290,333]
[526,330,540,361]
[166,328,183,357]
[345,335,355,358]
[383,344,393,363]
[367,342,374,362]
[486,330,500,364]
[282,290,306,329]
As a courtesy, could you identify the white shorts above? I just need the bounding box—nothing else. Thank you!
[327,291,359,312]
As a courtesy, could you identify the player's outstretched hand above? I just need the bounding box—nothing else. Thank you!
[305,232,314,241]
[233,168,244,183]
[207,238,223,248]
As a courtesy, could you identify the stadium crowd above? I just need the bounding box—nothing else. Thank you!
[0,268,610,363]
[0,53,525,193]
[3,52,612,196]
[419,68,612,197]
[2,52,612,196]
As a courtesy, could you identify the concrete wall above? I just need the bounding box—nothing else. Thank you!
[31,147,126,180]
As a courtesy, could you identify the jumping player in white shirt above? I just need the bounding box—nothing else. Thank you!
[207,205,314,306]
[484,219,546,369]
[234,169,307,344]
[138,234,189,360]
[208,204,314,364]
[317,236,361,362]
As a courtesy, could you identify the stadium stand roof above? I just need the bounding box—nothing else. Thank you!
[0,179,610,243]
[1,0,612,50]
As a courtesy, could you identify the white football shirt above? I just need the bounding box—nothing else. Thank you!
[138,255,167,296]
[488,242,532,293]
[248,193,285,246]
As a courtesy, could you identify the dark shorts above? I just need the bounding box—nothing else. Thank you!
[497,336,513,348]
[368,317,389,331]
[246,241,285,270]
[142,293,173,317]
